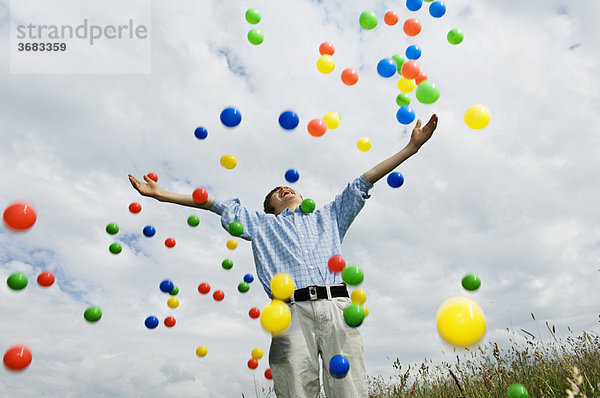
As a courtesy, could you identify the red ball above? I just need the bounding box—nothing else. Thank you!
[164,316,176,327]
[307,119,327,137]
[328,254,346,273]
[264,368,273,380]
[248,307,260,319]
[401,60,420,79]
[37,271,55,287]
[319,41,335,56]
[384,11,399,26]
[147,172,158,182]
[128,202,142,214]
[3,201,37,231]
[198,282,211,294]
[3,345,32,371]
[213,290,225,301]
[415,71,428,85]
[403,18,422,36]
[192,188,208,204]
[165,238,176,248]
[341,68,359,86]
[247,358,259,370]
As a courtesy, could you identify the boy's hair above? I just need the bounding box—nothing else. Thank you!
[263,186,282,214]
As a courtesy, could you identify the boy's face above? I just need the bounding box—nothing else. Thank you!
[270,186,302,212]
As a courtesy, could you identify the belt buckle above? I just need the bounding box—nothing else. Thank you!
[308,285,318,300]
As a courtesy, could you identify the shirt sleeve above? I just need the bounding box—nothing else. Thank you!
[209,197,263,241]
[331,175,373,240]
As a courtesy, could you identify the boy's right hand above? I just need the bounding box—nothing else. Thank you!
[128,174,164,198]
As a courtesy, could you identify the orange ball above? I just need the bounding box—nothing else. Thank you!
[341,68,359,86]
[307,119,327,137]
[3,201,36,231]
[403,18,422,36]
[401,60,420,80]
[319,41,335,56]
[384,11,398,26]
[415,71,428,85]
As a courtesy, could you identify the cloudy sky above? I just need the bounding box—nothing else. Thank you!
[1,0,599,396]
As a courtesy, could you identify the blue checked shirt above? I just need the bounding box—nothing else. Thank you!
[210,175,374,297]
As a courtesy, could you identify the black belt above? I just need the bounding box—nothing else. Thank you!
[291,285,348,302]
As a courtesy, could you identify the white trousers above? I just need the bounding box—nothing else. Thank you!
[269,297,367,398]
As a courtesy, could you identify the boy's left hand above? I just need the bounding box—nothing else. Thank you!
[409,114,438,151]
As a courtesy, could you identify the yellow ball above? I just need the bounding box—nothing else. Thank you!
[270,273,295,300]
[464,104,491,129]
[356,137,372,152]
[226,239,238,250]
[251,347,263,360]
[397,77,416,93]
[167,297,179,308]
[323,111,341,129]
[196,345,208,357]
[363,305,369,317]
[436,296,486,346]
[350,289,367,304]
[316,54,335,74]
[260,299,291,333]
[220,154,237,169]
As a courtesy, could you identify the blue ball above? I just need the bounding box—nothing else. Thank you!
[429,1,446,18]
[243,273,254,283]
[284,168,300,183]
[278,110,300,130]
[143,225,156,237]
[145,315,159,329]
[159,279,174,293]
[377,58,397,78]
[220,107,242,127]
[194,127,208,139]
[387,172,405,188]
[396,105,416,125]
[405,45,422,60]
[406,0,423,11]
[329,355,350,379]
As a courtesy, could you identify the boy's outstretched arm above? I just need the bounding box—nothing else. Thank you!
[128,174,215,210]
[362,114,438,185]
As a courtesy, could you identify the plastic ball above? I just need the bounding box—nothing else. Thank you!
[461,274,481,291]
[249,307,260,319]
[278,110,300,130]
[323,111,341,129]
[247,358,259,369]
[164,316,176,327]
[260,299,291,333]
[405,45,421,60]
[244,273,254,283]
[307,118,327,137]
[3,345,32,371]
[403,18,422,36]
[221,258,234,270]
[357,137,372,152]
[264,368,272,380]
[194,126,208,139]
[359,10,378,30]
[128,202,141,214]
[464,105,491,129]
[245,8,261,24]
[167,297,179,308]
[384,11,398,25]
[247,29,264,45]
[198,282,211,294]
[228,221,244,237]
[187,215,200,227]
[397,77,416,93]
[7,272,28,290]
[192,187,208,204]
[213,290,225,301]
[220,154,237,169]
[392,54,406,71]
[37,271,55,287]
[251,347,264,360]
[109,242,122,254]
[316,54,335,74]
[401,60,420,79]
[341,68,359,86]
[350,289,367,304]
[396,106,416,125]
[436,296,486,346]
[342,265,364,285]
[343,303,366,327]
[377,58,397,78]
[196,346,208,357]
[447,28,464,45]
[147,172,158,182]
[226,239,238,250]
[387,172,405,188]
[300,198,316,213]
[169,286,179,296]
[319,41,335,56]
[3,201,36,231]
[406,0,423,11]
[105,223,119,235]
[396,93,411,106]
[429,1,446,17]
[270,273,295,300]
[160,280,174,293]
[284,169,300,183]
[84,306,102,322]
[415,71,428,85]
[164,238,176,248]
[416,80,440,104]
[507,383,530,398]
[220,107,242,127]
[328,254,346,273]
[142,225,156,237]
[364,305,370,317]
[144,316,159,329]
[238,282,250,293]
[329,355,350,379]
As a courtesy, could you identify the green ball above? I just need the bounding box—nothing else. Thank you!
[237,282,250,293]
[342,265,364,286]
[343,303,366,327]
[300,199,316,214]
[248,29,264,45]
[187,215,200,227]
[7,272,28,290]
[228,221,244,237]
[221,259,234,270]
[396,93,411,106]
[245,8,261,24]
[461,274,481,291]
[109,242,122,254]
[415,80,440,104]
[447,28,464,45]
[84,306,102,322]
[507,383,529,398]
[359,10,378,30]
[169,285,179,296]
[392,54,406,72]
[105,223,119,235]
